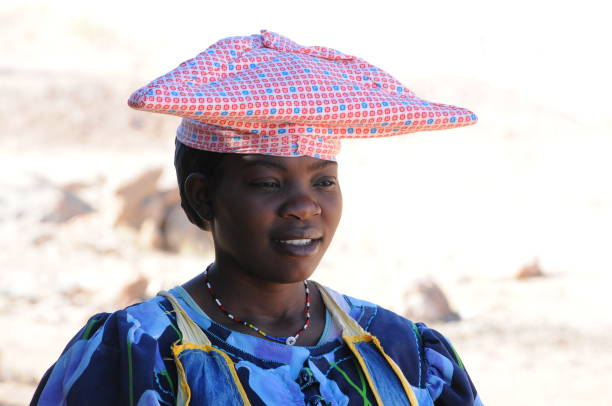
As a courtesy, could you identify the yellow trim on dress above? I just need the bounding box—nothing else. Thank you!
[172,343,252,406]
[343,334,385,406]
[160,290,252,406]
[171,340,192,406]
[343,334,419,405]
[314,282,419,406]
[370,335,420,406]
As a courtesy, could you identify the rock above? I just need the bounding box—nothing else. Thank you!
[116,275,150,308]
[162,203,214,254]
[139,192,168,227]
[62,176,104,193]
[31,233,53,246]
[0,174,94,224]
[109,168,164,228]
[40,189,94,223]
[138,218,164,250]
[108,170,212,254]
[59,285,91,306]
[515,259,544,280]
[159,187,181,207]
[129,188,182,250]
[402,279,460,323]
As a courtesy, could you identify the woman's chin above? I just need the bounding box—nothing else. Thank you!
[259,262,321,284]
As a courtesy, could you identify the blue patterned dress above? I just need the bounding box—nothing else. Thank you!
[31,285,483,405]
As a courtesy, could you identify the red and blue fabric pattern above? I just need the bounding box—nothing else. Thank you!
[128,30,477,160]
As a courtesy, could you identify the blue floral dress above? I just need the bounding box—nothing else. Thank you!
[31,285,483,405]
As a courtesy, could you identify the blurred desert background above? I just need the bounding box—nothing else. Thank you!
[1,0,611,404]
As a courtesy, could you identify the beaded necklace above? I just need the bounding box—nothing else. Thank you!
[203,266,311,346]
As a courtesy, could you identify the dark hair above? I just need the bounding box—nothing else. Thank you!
[174,139,226,231]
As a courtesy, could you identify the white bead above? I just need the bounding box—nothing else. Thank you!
[285,336,297,346]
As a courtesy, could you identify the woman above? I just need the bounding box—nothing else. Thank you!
[31,30,482,405]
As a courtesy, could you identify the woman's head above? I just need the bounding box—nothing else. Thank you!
[175,141,343,282]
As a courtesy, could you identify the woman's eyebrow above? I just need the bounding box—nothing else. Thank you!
[308,160,337,171]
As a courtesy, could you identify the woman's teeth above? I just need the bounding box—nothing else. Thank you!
[280,239,312,246]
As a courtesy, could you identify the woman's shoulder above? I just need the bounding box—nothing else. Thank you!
[330,287,484,405]
[324,286,415,335]
[70,294,180,348]
[31,295,180,406]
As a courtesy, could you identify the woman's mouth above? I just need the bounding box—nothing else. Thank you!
[272,238,322,256]
[279,239,313,246]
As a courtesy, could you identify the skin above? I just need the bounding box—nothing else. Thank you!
[182,154,343,346]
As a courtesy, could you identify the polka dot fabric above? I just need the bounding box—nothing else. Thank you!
[128,30,477,160]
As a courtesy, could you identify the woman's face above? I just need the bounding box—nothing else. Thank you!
[207,154,342,284]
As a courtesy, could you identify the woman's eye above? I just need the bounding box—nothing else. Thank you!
[251,180,280,190]
[315,178,337,188]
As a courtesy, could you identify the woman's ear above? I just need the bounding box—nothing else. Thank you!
[184,173,214,222]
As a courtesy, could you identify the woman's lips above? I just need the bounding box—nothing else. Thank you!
[271,238,323,256]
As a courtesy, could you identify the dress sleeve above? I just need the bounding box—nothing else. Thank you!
[416,323,484,406]
[30,308,178,406]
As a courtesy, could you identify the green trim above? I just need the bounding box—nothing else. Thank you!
[330,359,372,406]
[411,323,422,346]
[168,321,183,341]
[81,318,100,340]
[355,358,367,396]
[127,339,134,406]
[160,369,175,393]
[450,344,465,370]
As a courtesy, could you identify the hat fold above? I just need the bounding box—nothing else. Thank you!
[261,30,355,61]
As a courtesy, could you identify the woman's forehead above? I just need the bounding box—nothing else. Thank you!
[228,154,338,171]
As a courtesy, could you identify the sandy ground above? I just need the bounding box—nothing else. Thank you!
[2,106,611,406]
[2,2,612,405]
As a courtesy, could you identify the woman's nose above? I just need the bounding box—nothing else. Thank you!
[279,193,321,220]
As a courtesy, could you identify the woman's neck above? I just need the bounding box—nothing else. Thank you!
[206,262,307,326]
[181,262,327,345]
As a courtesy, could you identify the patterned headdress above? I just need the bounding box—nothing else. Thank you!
[128,30,477,160]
